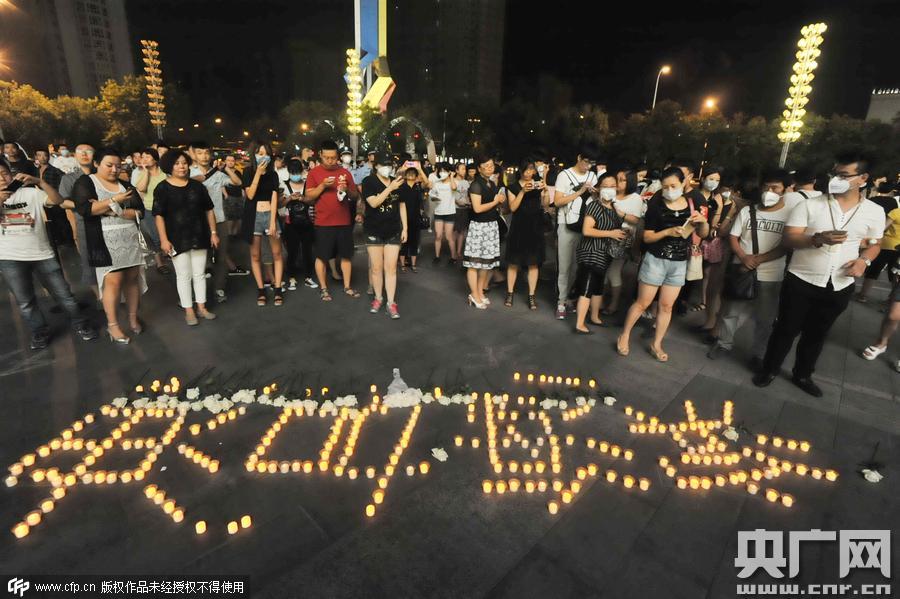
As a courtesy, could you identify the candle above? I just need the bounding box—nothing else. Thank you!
[689,476,700,490]
[781,494,794,508]
[240,515,252,529]
[715,475,727,487]
[772,437,783,448]
[610,446,621,457]
[700,477,712,490]
[756,434,768,445]
[41,499,54,513]
[495,480,507,494]
[406,465,415,476]
[537,479,548,492]
[195,520,207,535]
[508,478,521,492]
[747,482,759,495]
[172,509,184,523]
[561,489,573,503]
[26,511,41,526]
[12,522,29,538]
[795,464,808,476]
[765,489,779,502]
[227,521,239,535]
[548,501,559,514]
[605,470,617,483]
[659,456,670,468]
[623,450,634,461]
[365,504,376,518]
[811,468,822,480]
[787,440,798,450]
[454,436,463,447]
[676,477,688,489]
[570,480,581,494]
[623,475,635,489]
[639,478,650,491]
[348,468,358,480]
[419,462,430,474]
[377,477,388,489]
[587,464,598,477]
[493,463,503,474]
[163,500,176,514]
[482,480,493,494]
[665,465,677,477]
[535,461,546,473]
[153,491,165,505]
[799,441,811,452]
[525,480,535,493]
[825,470,838,482]
[365,467,375,479]
[471,438,480,448]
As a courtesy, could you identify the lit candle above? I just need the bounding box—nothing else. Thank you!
[772,437,783,448]
[605,470,617,483]
[765,489,779,502]
[623,476,635,489]
[227,521,239,535]
[799,441,811,452]
[747,482,759,495]
[419,462,429,474]
[825,470,838,482]
[676,477,687,489]
[548,501,559,514]
[471,438,480,448]
[811,468,822,480]
[508,479,521,492]
[12,522,29,538]
[781,494,794,508]
[587,464,598,477]
[689,476,700,490]
[26,511,41,526]
[454,436,463,447]
[495,480,507,494]
[482,480,493,494]
[665,465,677,477]
[240,515,252,529]
[525,480,535,493]
[365,504,376,518]
[40,499,54,513]
[700,477,712,490]
[561,489,573,503]
[639,478,650,491]
[373,489,384,504]
[172,509,184,523]
[195,520,207,535]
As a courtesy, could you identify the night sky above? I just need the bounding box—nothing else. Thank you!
[126,0,899,122]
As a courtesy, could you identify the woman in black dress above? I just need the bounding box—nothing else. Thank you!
[504,160,549,310]
[398,164,430,272]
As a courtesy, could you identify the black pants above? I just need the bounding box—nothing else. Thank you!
[864,248,898,280]
[402,222,421,260]
[283,222,314,280]
[761,272,853,379]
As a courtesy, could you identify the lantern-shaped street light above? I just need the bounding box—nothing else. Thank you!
[778,23,827,167]
[140,40,166,140]
[346,48,363,155]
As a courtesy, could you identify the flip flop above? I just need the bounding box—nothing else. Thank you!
[690,303,707,312]
[320,289,333,302]
[343,288,361,298]
[649,345,669,362]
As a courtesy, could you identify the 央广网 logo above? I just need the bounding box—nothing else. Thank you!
[735,529,891,579]
[7,578,29,598]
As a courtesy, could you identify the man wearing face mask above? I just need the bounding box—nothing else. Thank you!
[782,167,821,211]
[753,153,884,397]
[51,144,78,174]
[709,170,791,365]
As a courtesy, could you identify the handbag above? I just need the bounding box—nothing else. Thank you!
[724,205,759,300]
[133,209,157,268]
[418,212,430,231]
[685,197,704,281]
[701,236,725,263]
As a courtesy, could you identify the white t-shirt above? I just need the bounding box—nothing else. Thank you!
[51,155,78,174]
[190,166,229,224]
[783,189,821,212]
[614,193,645,231]
[786,195,884,290]
[729,204,790,282]
[428,173,456,216]
[0,187,55,261]
[554,168,598,225]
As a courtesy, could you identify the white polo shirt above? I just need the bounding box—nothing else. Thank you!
[785,195,884,290]
[554,168,597,225]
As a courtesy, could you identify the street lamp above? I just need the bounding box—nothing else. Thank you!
[214,117,222,124]
[778,22,827,167]
[140,40,166,139]
[300,122,309,132]
[703,96,718,112]
[651,65,671,110]
[345,48,363,156]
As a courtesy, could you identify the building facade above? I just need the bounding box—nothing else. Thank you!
[866,89,900,124]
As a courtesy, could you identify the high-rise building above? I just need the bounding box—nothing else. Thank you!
[389,0,505,107]
[866,89,900,124]
[5,0,134,98]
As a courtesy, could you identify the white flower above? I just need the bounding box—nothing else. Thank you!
[186,388,200,400]
[862,469,883,483]
[587,398,597,407]
[723,426,739,442]
[540,399,558,410]
[576,396,587,406]
[111,397,128,409]
[431,448,448,462]
[603,396,617,406]
[437,394,451,406]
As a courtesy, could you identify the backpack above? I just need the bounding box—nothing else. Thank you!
[562,170,594,232]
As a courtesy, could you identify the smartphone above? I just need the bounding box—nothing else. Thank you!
[404,161,417,168]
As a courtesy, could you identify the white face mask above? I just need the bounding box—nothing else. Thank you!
[828,176,851,195]
[537,165,546,175]
[599,188,617,202]
[703,178,719,191]
[60,149,70,157]
[341,155,352,165]
[437,171,449,180]
[662,187,683,201]
[762,191,781,207]
[721,191,731,200]
[376,165,392,178]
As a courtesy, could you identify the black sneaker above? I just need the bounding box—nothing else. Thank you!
[30,333,50,351]
[752,372,776,388]
[432,257,441,266]
[791,376,823,398]
[76,326,98,341]
[228,267,250,276]
[749,356,764,373]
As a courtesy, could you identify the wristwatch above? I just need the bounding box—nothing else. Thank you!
[861,257,872,267]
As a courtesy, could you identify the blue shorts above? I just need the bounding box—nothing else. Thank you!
[253,210,282,237]
[639,253,686,287]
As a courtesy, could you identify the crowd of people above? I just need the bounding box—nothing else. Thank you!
[2,136,899,398]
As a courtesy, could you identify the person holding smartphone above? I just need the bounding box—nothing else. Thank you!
[398,161,430,272]
[241,141,285,307]
[281,158,317,291]
[463,156,506,309]
[617,166,709,361]
[72,148,148,344]
[362,153,407,318]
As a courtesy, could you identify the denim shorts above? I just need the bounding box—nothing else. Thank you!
[639,253,687,287]
[253,211,282,237]
[366,233,402,246]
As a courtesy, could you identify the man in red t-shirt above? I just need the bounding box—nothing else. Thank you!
[304,139,361,299]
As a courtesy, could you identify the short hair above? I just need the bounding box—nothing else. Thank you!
[34,149,49,155]
[577,144,599,161]
[435,161,451,173]
[792,167,817,186]
[834,150,870,175]
[0,160,10,174]
[141,147,160,162]
[474,155,493,168]
[877,182,894,195]
[319,139,339,153]
[598,172,618,186]
[403,168,418,177]
[189,141,210,150]
[671,158,696,174]
[155,141,170,150]
[762,168,792,188]
[287,158,305,175]
[516,159,537,177]
[616,168,639,195]
[703,166,723,178]
[661,166,685,183]
[94,148,122,165]
[159,148,193,175]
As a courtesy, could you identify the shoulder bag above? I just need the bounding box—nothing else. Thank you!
[724,205,759,300]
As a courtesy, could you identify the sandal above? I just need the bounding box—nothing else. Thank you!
[343,287,361,298]
[128,312,143,335]
[504,292,514,307]
[616,335,629,356]
[320,288,333,302]
[400,265,408,273]
[273,288,284,306]
[411,266,418,273]
[156,264,171,275]
[690,303,707,312]
[256,288,267,307]
[649,345,669,362]
[528,295,538,311]
[861,345,887,361]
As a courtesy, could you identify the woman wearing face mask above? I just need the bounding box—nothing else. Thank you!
[428,162,458,264]
[602,168,645,315]
[242,141,284,306]
[282,158,317,291]
[452,162,472,264]
[398,164,430,272]
[362,154,407,318]
[153,149,218,326]
[72,148,147,344]
[617,167,709,361]
[573,173,639,333]
[696,168,736,339]
[689,167,723,313]
[503,160,549,309]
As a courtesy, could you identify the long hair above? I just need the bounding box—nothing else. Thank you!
[247,140,274,176]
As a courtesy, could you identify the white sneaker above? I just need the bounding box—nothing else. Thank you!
[303,277,319,289]
[287,278,298,291]
[215,289,227,303]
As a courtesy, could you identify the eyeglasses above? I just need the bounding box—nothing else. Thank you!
[829,172,859,180]
[76,150,94,155]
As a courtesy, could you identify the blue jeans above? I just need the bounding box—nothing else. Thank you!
[0,258,88,334]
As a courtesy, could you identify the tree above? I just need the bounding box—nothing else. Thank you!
[0,81,56,149]
[53,95,106,147]
[97,75,155,149]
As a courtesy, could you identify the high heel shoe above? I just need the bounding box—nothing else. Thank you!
[504,292,514,307]
[128,313,143,335]
[106,323,130,344]
[467,295,487,310]
[528,295,538,311]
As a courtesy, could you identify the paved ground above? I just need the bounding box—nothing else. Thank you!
[0,237,897,598]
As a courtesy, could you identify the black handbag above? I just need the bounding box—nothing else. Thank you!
[724,204,759,300]
[418,212,430,231]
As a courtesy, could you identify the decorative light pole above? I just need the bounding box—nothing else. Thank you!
[778,23,826,168]
[140,40,166,140]
[651,65,671,110]
[345,48,364,155]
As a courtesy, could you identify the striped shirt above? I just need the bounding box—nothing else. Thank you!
[576,199,623,268]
